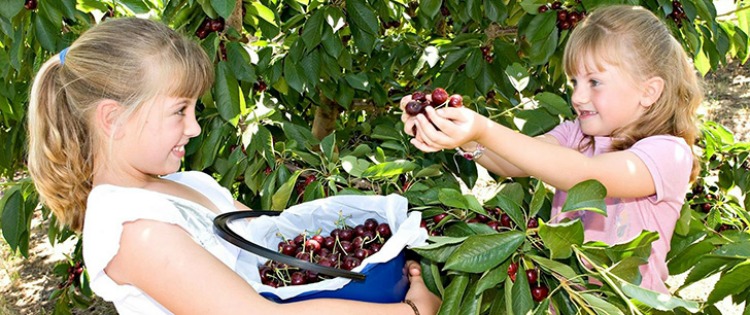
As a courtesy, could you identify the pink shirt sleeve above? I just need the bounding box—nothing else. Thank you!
[628,136,693,204]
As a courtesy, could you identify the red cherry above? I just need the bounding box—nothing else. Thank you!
[500,214,512,228]
[433,213,448,225]
[448,94,463,107]
[551,1,562,9]
[364,218,379,231]
[24,0,37,10]
[507,262,518,282]
[411,91,427,102]
[405,100,424,116]
[527,218,539,229]
[531,285,549,302]
[526,269,539,284]
[376,223,392,239]
[538,5,549,13]
[210,18,225,32]
[486,221,501,231]
[431,88,449,105]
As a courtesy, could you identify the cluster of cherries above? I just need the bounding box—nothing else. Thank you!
[422,207,539,237]
[538,1,586,31]
[258,217,393,287]
[508,263,549,302]
[58,261,84,289]
[668,1,688,28]
[404,88,463,117]
[195,17,225,39]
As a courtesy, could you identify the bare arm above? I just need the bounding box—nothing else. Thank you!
[106,220,440,315]
[415,106,655,198]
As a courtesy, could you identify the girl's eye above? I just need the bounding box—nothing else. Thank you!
[176,106,187,116]
[590,79,600,87]
[570,79,578,87]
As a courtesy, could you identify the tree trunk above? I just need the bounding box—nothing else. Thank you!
[227,0,243,31]
[312,97,340,141]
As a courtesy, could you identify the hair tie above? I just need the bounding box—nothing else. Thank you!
[59,48,69,65]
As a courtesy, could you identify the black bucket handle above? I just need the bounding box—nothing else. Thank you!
[213,210,366,281]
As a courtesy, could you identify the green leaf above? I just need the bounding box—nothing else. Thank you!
[281,122,319,150]
[604,230,659,262]
[528,180,547,218]
[361,160,417,178]
[536,92,573,116]
[620,281,699,312]
[438,188,471,210]
[707,261,750,304]
[524,12,559,65]
[302,9,325,49]
[214,62,240,124]
[1,187,23,253]
[580,293,625,315]
[211,0,235,19]
[283,54,306,93]
[346,0,378,35]
[0,0,23,19]
[119,0,151,14]
[271,170,301,210]
[438,274,469,315]
[561,179,607,215]
[511,264,534,315]
[444,231,525,272]
[344,73,370,91]
[515,109,559,136]
[413,243,461,263]
[476,260,510,295]
[420,0,442,19]
[226,42,256,82]
[609,256,646,285]
[33,14,59,52]
[526,255,581,283]
[320,132,336,162]
[538,219,584,259]
[340,156,371,177]
[505,63,529,92]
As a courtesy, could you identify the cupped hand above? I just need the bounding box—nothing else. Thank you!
[404,260,441,315]
[410,106,485,152]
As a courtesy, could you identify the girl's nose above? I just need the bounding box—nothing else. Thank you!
[184,114,201,138]
[571,87,589,105]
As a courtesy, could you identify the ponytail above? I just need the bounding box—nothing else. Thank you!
[28,55,93,232]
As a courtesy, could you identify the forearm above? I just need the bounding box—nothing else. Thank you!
[465,143,527,177]
[475,121,594,191]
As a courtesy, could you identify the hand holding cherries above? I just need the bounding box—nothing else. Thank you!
[404,87,463,117]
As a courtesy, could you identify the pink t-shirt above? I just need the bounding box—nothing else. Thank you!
[546,120,693,294]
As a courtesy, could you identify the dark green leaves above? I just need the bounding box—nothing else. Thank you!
[444,231,525,272]
[561,179,607,215]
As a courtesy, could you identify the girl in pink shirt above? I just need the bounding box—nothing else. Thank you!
[400,5,702,294]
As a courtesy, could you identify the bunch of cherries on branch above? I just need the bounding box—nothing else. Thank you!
[259,216,392,287]
[405,88,463,135]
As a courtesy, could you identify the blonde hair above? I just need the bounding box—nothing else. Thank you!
[563,5,702,181]
[27,18,214,232]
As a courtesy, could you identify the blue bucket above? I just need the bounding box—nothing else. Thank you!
[260,251,408,303]
[214,210,410,303]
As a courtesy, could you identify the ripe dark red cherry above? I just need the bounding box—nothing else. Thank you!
[527,218,539,229]
[405,101,424,116]
[500,214,512,228]
[431,88,449,105]
[376,223,392,239]
[531,285,549,302]
[412,91,427,102]
[24,0,37,10]
[448,94,463,107]
[507,262,518,282]
[433,213,448,225]
[538,5,549,13]
[526,269,539,284]
[364,218,378,231]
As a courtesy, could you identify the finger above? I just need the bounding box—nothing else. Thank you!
[406,260,423,276]
[403,117,416,135]
[410,138,442,153]
[399,95,413,110]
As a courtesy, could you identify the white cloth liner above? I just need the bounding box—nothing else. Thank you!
[232,194,428,300]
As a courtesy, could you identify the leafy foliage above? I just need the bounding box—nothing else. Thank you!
[0,0,748,313]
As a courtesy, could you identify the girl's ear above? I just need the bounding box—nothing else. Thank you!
[95,100,125,138]
[640,76,665,108]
